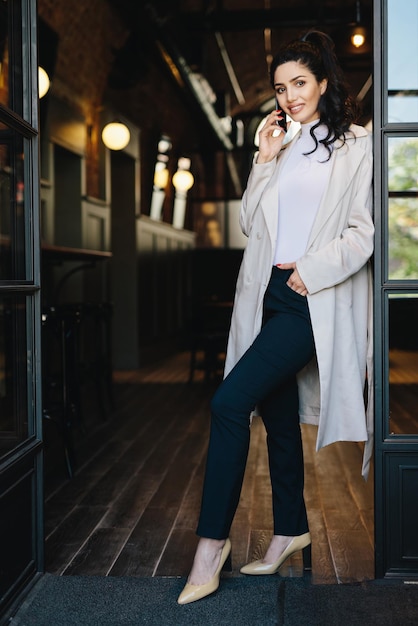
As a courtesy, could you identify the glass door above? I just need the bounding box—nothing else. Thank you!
[0,0,43,615]
[374,0,418,578]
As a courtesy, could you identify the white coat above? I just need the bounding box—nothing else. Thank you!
[224,124,374,478]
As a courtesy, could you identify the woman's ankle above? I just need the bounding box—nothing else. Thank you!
[263,535,294,563]
[188,538,226,585]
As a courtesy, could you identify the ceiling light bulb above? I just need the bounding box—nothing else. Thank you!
[38,66,50,98]
[158,136,172,153]
[154,162,169,189]
[351,32,366,48]
[172,170,194,192]
[102,122,130,150]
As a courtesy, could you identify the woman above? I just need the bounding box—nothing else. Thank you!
[178,30,374,605]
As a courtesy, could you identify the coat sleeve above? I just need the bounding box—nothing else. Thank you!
[296,135,374,295]
[240,155,277,236]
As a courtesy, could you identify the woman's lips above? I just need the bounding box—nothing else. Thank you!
[288,104,304,115]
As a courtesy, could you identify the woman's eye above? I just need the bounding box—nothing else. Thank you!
[296,81,305,87]
[276,88,285,94]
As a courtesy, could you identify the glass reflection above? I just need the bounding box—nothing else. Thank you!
[0,0,23,115]
[388,137,418,279]
[387,0,418,123]
[388,294,418,435]
[0,1,8,107]
[0,294,29,457]
[0,125,27,280]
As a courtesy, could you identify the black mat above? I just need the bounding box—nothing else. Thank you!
[7,575,418,626]
[279,578,418,626]
[8,575,280,626]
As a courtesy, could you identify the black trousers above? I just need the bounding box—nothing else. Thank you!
[197,267,316,540]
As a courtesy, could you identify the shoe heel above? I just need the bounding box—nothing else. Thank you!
[302,543,312,572]
[222,550,232,572]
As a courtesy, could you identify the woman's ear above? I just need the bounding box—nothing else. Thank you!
[320,78,328,95]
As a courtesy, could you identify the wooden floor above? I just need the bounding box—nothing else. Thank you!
[44,352,374,584]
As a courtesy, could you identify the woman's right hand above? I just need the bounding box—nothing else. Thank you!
[257,110,290,163]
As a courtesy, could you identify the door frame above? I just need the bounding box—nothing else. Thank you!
[0,0,43,617]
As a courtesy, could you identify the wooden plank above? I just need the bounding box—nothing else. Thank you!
[44,433,149,538]
[306,508,337,585]
[172,454,206,531]
[109,506,178,576]
[63,527,129,576]
[301,427,336,583]
[98,471,160,530]
[247,529,271,563]
[109,428,209,576]
[361,509,375,548]
[328,530,374,583]
[45,505,107,574]
[155,528,199,577]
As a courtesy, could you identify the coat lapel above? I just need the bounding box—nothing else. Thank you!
[306,136,366,247]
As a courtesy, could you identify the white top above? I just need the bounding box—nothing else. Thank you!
[273,120,332,264]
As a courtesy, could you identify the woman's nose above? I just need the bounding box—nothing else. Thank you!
[287,89,296,102]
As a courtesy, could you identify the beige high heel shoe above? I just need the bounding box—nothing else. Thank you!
[240,532,311,575]
[177,538,232,605]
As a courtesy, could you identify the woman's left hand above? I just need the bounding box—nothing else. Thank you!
[278,263,308,296]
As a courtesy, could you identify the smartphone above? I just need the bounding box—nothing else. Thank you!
[275,97,287,133]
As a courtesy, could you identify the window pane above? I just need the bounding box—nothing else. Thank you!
[0,2,8,108]
[387,137,418,279]
[0,294,29,457]
[0,0,23,117]
[387,0,418,123]
[388,294,418,435]
[0,123,27,280]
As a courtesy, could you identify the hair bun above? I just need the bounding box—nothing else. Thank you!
[302,30,335,52]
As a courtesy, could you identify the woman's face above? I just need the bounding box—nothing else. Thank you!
[273,60,327,125]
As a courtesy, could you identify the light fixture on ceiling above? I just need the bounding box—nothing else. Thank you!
[149,159,169,221]
[38,66,50,98]
[172,161,194,194]
[153,161,169,189]
[172,157,194,229]
[101,121,130,150]
[150,135,172,221]
[351,26,366,49]
[350,1,367,49]
[154,134,172,188]
[158,134,172,154]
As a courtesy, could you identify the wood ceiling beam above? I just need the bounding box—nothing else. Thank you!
[180,8,360,33]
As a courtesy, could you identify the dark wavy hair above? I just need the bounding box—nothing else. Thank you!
[269,31,360,157]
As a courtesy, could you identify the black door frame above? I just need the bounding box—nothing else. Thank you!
[373,0,418,579]
[0,0,43,617]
